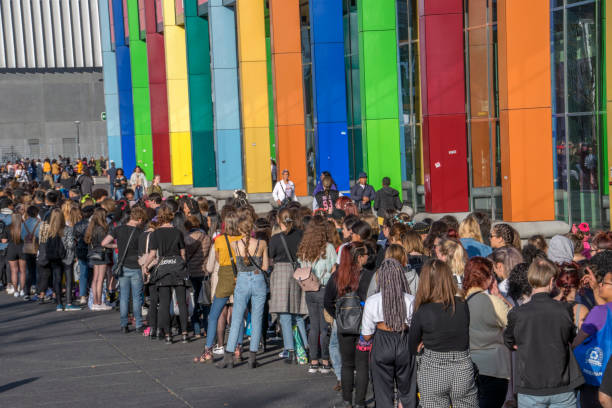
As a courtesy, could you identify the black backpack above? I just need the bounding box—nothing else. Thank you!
[46,236,66,261]
[336,291,363,335]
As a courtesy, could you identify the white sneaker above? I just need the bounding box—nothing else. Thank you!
[212,345,225,355]
[98,304,112,311]
[13,291,19,298]
[18,290,25,297]
[6,285,14,295]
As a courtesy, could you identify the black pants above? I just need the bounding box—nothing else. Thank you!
[24,254,37,294]
[305,288,330,361]
[0,250,7,286]
[476,375,508,408]
[338,333,370,405]
[148,284,159,331]
[371,330,416,408]
[158,285,188,334]
[37,264,52,294]
[52,261,72,306]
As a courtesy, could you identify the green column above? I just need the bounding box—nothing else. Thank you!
[357,0,402,195]
[185,0,216,187]
[128,0,153,177]
[265,8,276,159]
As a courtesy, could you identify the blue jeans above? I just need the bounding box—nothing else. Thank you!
[190,277,204,335]
[226,271,267,353]
[114,188,125,200]
[119,267,143,328]
[278,313,307,352]
[78,258,91,298]
[134,185,143,200]
[329,321,341,381]
[205,296,245,349]
[518,391,577,408]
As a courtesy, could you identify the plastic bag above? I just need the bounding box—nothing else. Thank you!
[574,308,612,386]
[172,289,195,316]
[293,325,308,365]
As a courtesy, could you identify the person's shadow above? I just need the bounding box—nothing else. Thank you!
[0,377,38,393]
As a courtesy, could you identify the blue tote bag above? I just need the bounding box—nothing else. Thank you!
[574,307,612,386]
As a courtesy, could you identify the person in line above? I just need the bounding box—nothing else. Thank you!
[106,161,117,198]
[463,257,511,408]
[74,205,93,305]
[490,246,524,301]
[268,207,308,363]
[349,172,375,213]
[215,215,269,369]
[435,237,468,289]
[21,205,40,300]
[314,176,340,213]
[76,168,93,196]
[459,214,492,258]
[102,207,147,332]
[490,223,516,250]
[272,169,297,207]
[129,166,148,201]
[554,263,590,331]
[298,216,338,374]
[409,259,478,408]
[147,175,163,196]
[113,168,128,200]
[373,177,402,220]
[504,257,584,407]
[7,213,26,298]
[324,242,374,408]
[184,215,211,339]
[84,208,112,310]
[600,361,612,408]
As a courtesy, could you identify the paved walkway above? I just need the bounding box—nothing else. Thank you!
[0,294,339,407]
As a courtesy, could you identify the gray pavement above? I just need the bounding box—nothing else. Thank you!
[0,294,339,408]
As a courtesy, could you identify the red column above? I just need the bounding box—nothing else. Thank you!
[144,0,172,183]
[419,0,469,213]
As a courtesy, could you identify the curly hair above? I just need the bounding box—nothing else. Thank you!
[297,218,329,262]
[588,250,612,283]
[592,231,612,251]
[555,262,582,302]
[508,263,532,302]
[463,257,494,292]
[326,220,343,248]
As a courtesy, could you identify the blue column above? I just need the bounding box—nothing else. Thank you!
[98,0,122,167]
[111,0,136,175]
[209,0,242,190]
[310,0,350,191]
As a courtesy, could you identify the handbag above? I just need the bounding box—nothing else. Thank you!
[293,262,321,292]
[151,233,187,284]
[111,227,136,278]
[87,244,105,262]
[574,307,612,386]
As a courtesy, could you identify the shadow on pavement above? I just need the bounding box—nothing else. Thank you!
[0,377,39,394]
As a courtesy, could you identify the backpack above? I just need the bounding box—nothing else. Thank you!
[336,291,363,335]
[46,235,66,261]
[23,220,40,254]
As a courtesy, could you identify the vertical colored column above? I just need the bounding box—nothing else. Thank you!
[269,0,307,196]
[498,0,554,221]
[185,0,215,187]
[310,0,349,191]
[209,0,242,190]
[236,0,272,193]
[418,0,468,213]
[606,0,612,228]
[357,0,402,196]
[112,0,136,174]
[163,0,193,185]
[144,0,171,182]
[99,0,122,166]
[128,0,153,177]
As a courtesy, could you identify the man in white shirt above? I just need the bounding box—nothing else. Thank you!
[272,169,297,207]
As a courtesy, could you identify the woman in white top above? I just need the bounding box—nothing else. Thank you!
[272,169,296,207]
[361,258,416,408]
[129,166,148,201]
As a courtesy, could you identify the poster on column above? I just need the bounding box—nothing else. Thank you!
[109,0,116,50]
[123,0,129,43]
[155,0,163,32]
[138,0,146,40]
[175,0,184,25]
[198,0,208,16]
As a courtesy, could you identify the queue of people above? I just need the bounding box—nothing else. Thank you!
[3,165,612,408]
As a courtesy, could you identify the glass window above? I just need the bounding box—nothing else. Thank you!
[300,1,316,193]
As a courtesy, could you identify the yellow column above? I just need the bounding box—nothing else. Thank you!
[163,0,193,185]
[607,1,612,228]
[236,0,272,193]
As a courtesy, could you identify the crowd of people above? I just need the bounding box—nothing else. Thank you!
[2,163,612,408]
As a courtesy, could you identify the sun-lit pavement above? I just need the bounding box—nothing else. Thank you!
[0,293,339,408]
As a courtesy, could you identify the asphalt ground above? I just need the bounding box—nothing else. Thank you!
[0,293,340,408]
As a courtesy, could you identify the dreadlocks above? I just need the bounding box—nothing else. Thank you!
[378,258,410,331]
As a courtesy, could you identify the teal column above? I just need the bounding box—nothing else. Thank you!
[128,0,154,177]
[357,0,402,195]
[185,0,216,187]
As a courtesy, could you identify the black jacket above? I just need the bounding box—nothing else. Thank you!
[373,186,403,218]
[350,183,376,211]
[503,293,584,396]
[314,189,339,212]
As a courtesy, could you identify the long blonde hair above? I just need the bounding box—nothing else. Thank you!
[458,214,483,242]
[48,209,65,238]
[438,238,468,277]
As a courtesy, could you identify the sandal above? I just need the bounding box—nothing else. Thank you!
[193,348,214,364]
[233,348,242,364]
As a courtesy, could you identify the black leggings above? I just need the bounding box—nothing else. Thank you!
[148,284,159,331]
[370,330,417,408]
[52,260,73,306]
[24,254,37,293]
[338,333,370,405]
[158,285,188,334]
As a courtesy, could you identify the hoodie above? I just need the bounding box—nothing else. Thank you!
[373,186,403,218]
[547,235,574,265]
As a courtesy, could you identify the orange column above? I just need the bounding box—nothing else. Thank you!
[269,0,307,196]
[498,0,554,221]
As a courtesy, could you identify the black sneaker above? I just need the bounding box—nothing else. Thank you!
[308,363,320,374]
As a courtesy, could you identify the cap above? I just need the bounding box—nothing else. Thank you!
[358,172,367,179]
[412,222,430,235]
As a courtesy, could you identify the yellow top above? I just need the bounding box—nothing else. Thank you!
[214,235,242,267]
[51,163,60,175]
[42,162,51,173]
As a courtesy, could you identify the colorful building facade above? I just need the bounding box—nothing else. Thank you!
[100,0,610,227]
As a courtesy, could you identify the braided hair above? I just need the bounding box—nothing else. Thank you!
[493,223,516,248]
[555,262,581,302]
[378,258,410,331]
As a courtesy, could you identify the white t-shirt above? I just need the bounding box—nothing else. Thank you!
[272,180,296,202]
[361,292,415,336]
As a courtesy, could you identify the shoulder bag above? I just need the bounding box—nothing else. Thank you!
[111,227,136,278]
[150,231,187,284]
[23,219,40,255]
[279,234,320,292]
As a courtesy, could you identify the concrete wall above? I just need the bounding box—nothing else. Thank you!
[0,69,107,161]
